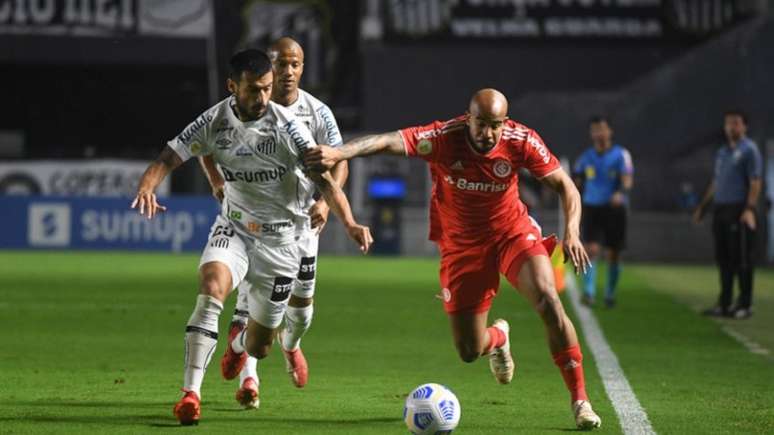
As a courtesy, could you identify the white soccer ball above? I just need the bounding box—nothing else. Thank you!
[404,383,461,434]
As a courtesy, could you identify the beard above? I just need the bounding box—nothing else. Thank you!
[236,101,266,122]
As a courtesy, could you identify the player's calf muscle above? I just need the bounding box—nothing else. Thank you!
[535,291,563,322]
[456,343,485,362]
[244,322,273,359]
[246,342,272,359]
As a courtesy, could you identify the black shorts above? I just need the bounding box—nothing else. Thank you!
[581,205,627,250]
[712,204,756,267]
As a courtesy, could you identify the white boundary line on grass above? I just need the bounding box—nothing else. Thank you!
[720,325,773,361]
[565,272,656,435]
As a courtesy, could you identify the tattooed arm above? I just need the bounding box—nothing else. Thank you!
[131,145,183,218]
[303,131,406,171]
[198,155,225,203]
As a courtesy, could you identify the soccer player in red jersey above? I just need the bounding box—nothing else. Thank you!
[304,89,601,429]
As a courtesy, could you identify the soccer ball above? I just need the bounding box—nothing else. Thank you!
[403,383,461,434]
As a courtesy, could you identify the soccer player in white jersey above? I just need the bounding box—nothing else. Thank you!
[197,38,347,408]
[130,49,372,426]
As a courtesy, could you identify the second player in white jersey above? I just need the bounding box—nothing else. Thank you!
[285,88,343,147]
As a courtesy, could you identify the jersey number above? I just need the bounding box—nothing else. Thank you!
[212,225,235,238]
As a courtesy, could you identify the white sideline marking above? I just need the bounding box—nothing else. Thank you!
[565,273,656,435]
[720,326,773,361]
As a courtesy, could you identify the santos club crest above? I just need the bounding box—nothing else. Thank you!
[493,159,512,178]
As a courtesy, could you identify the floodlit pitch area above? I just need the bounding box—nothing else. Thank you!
[0,251,772,434]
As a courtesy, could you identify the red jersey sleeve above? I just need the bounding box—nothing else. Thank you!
[400,120,445,162]
[522,129,560,178]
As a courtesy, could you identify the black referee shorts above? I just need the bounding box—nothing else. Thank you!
[581,205,627,250]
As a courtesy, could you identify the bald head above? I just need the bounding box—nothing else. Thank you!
[268,37,305,104]
[466,89,509,153]
[469,88,508,120]
[268,37,304,61]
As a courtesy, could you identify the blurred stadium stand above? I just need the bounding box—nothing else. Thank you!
[0,0,772,261]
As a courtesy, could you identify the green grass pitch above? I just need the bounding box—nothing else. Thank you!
[0,251,772,434]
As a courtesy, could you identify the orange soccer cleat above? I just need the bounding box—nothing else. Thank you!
[173,389,200,426]
[278,328,308,388]
[221,322,247,380]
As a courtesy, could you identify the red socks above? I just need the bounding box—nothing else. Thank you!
[552,345,588,402]
[484,326,506,354]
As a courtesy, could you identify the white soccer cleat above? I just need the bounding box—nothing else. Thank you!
[488,319,515,384]
[573,400,602,430]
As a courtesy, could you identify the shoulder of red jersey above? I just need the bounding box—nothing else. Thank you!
[501,120,531,142]
[414,116,467,140]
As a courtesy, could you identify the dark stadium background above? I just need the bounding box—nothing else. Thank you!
[2,0,772,262]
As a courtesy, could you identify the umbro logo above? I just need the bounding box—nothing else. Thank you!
[216,138,232,149]
[526,234,537,241]
[451,161,464,171]
[564,359,580,370]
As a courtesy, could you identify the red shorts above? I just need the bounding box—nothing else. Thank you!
[438,226,556,315]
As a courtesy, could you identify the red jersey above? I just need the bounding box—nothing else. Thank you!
[401,115,560,248]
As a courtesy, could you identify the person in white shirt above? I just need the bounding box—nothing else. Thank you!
[131,48,372,426]
[197,37,349,408]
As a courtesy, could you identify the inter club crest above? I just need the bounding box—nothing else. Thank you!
[493,159,512,178]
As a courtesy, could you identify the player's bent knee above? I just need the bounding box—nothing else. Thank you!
[198,262,232,301]
[199,277,230,301]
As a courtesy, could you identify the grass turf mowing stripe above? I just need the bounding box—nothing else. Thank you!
[566,272,655,435]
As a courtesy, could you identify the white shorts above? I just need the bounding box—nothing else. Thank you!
[200,215,318,329]
[234,227,319,319]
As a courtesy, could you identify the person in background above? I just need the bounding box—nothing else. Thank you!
[573,116,634,308]
[693,110,762,319]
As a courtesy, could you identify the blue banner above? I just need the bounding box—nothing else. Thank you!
[0,195,221,252]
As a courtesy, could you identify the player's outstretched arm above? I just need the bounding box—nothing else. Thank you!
[303,131,405,171]
[198,155,225,203]
[540,168,591,274]
[131,145,183,219]
[309,170,373,253]
[308,159,349,233]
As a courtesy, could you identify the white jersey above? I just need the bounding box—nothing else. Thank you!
[168,96,317,245]
[285,89,343,147]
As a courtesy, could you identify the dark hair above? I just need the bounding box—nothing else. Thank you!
[588,115,610,127]
[724,109,748,125]
[229,49,272,81]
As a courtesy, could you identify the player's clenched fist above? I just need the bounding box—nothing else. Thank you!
[346,223,374,254]
[304,145,342,171]
[131,190,167,219]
